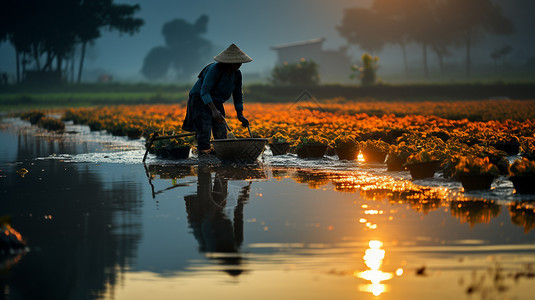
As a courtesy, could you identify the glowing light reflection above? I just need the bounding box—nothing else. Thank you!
[365,222,377,230]
[355,240,394,296]
[364,210,384,215]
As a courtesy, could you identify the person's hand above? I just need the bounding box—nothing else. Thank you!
[237,114,249,128]
[211,109,225,124]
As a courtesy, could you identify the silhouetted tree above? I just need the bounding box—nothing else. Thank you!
[437,0,514,78]
[0,1,18,81]
[141,15,212,81]
[407,0,436,78]
[372,0,440,78]
[339,0,436,77]
[338,0,514,79]
[0,2,15,42]
[1,0,143,84]
[337,8,387,54]
[370,0,415,75]
[490,45,513,67]
[141,46,173,79]
[75,0,144,83]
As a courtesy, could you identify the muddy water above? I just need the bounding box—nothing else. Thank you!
[1,119,535,300]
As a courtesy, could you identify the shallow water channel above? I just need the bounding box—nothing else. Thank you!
[1,118,535,300]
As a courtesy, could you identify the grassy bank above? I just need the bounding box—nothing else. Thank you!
[245,82,535,102]
[0,83,191,111]
[1,82,534,111]
[0,91,188,107]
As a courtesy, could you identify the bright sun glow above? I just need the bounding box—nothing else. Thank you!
[369,240,382,249]
[356,240,395,296]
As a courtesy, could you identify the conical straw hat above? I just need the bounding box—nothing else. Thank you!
[214,44,252,63]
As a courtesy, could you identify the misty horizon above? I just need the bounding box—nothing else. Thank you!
[1,0,534,84]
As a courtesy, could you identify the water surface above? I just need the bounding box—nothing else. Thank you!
[1,119,534,300]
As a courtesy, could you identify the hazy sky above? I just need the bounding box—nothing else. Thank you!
[98,0,374,78]
[0,0,372,81]
[0,0,533,82]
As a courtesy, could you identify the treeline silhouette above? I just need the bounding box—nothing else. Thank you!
[141,15,212,82]
[338,0,514,79]
[0,0,144,84]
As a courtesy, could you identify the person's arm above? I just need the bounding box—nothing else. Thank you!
[207,102,225,124]
[233,71,249,127]
[200,65,217,105]
[201,65,225,124]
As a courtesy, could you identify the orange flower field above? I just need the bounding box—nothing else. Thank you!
[61,99,535,150]
[62,100,535,139]
[55,99,535,185]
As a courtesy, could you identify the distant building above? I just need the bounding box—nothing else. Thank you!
[98,74,113,83]
[271,38,353,83]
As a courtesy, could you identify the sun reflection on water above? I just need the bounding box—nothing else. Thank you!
[355,240,399,296]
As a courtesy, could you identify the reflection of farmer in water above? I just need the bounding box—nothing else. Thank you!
[184,167,251,276]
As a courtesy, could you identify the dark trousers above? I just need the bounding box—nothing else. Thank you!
[195,103,227,151]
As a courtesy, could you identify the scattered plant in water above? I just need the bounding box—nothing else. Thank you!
[454,156,500,178]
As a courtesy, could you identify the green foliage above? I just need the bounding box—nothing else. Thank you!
[38,117,65,131]
[271,60,320,86]
[405,149,441,165]
[15,110,65,131]
[296,136,329,148]
[18,110,46,124]
[350,54,379,86]
[509,158,535,177]
[0,84,191,111]
[333,135,358,148]
[359,139,389,153]
[269,132,289,144]
[454,156,499,177]
[169,136,194,148]
[387,142,417,161]
[149,136,194,158]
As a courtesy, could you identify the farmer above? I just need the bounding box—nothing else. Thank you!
[182,43,252,155]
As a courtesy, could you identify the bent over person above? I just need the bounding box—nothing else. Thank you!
[182,44,252,155]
